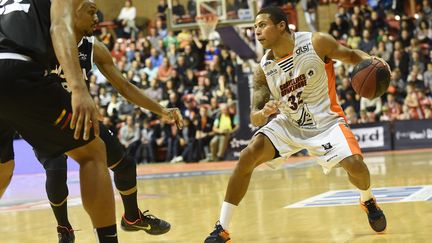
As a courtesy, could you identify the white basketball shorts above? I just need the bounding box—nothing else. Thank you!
[257,114,362,174]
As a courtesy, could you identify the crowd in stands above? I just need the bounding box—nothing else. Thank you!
[325,0,432,124]
[90,0,431,164]
[94,0,241,164]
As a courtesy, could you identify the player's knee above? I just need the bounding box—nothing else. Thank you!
[341,154,369,175]
[111,156,137,191]
[238,143,263,171]
[45,169,68,204]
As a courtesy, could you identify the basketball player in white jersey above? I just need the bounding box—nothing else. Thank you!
[204,6,388,242]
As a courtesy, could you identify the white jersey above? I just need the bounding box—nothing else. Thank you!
[260,32,346,131]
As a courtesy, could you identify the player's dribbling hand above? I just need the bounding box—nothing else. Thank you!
[261,100,281,118]
[162,108,184,129]
[70,91,101,140]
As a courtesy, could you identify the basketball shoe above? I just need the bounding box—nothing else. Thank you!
[204,222,232,243]
[57,225,75,243]
[360,198,387,232]
[120,210,171,235]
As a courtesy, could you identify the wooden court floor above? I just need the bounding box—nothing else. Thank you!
[1,149,431,243]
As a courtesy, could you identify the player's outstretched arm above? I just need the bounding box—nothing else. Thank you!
[93,40,184,128]
[250,66,278,127]
[313,32,371,65]
[51,0,100,140]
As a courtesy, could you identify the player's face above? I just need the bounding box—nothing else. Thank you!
[254,14,282,49]
[75,2,99,37]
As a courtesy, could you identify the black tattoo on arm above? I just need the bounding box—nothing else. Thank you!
[251,67,271,111]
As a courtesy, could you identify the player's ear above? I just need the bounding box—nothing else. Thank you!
[277,21,286,32]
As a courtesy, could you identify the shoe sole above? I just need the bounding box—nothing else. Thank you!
[369,214,387,233]
[121,223,171,235]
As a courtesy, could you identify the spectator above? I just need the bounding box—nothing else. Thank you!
[385,93,402,121]
[99,27,115,50]
[301,0,318,32]
[329,14,349,39]
[119,115,140,151]
[196,106,215,160]
[148,28,162,51]
[404,84,423,119]
[184,44,200,70]
[165,122,183,162]
[358,29,376,53]
[149,48,164,68]
[157,0,168,19]
[344,106,358,124]
[99,87,111,107]
[135,119,156,163]
[116,0,137,38]
[424,63,432,92]
[379,105,391,121]
[144,79,163,102]
[107,93,121,117]
[187,0,197,17]
[209,103,239,161]
[142,58,158,81]
[347,28,361,49]
[360,96,382,115]
[172,0,186,20]
[157,57,174,83]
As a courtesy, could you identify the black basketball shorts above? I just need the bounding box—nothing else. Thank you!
[0,59,95,159]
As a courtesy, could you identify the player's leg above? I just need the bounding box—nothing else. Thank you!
[313,123,386,233]
[0,122,17,198]
[0,160,14,198]
[35,151,75,243]
[339,155,387,233]
[0,60,117,242]
[99,125,170,235]
[65,138,117,234]
[205,133,277,243]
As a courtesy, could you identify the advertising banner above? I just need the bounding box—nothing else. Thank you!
[350,122,392,152]
[393,120,432,150]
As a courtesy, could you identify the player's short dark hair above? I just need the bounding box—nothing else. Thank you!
[256,6,290,32]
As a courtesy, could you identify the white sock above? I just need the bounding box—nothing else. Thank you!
[360,187,374,202]
[219,201,237,230]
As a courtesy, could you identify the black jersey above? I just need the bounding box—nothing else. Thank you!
[50,36,95,92]
[0,0,55,67]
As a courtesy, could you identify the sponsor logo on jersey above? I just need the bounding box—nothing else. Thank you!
[322,142,333,150]
[322,142,335,155]
[266,69,278,77]
[295,43,311,55]
[280,74,307,97]
[0,0,30,16]
[263,60,272,67]
[78,52,87,61]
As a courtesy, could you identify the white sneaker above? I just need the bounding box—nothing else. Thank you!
[170,156,183,163]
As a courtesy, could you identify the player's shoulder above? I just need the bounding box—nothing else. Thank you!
[311,32,336,56]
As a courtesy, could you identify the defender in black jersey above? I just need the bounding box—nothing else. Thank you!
[0,1,118,242]
[38,35,179,240]
[0,1,183,241]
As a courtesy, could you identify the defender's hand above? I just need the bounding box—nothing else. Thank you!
[261,100,281,118]
[70,91,101,140]
[162,108,184,129]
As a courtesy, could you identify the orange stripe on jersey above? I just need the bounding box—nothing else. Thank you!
[276,53,293,63]
[61,113,72,130]
[325,60,347,121]
[339,124,362,155]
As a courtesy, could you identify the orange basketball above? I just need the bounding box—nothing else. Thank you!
[350,59,390,99]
